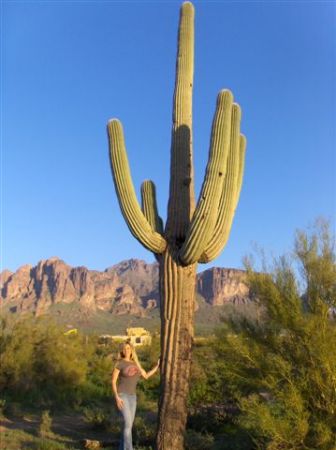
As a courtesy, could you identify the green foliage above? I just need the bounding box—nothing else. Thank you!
[133,414,156,447]
[85,338,117,399]
[34,439,75,450]
[188,338,226,406]
[4,401,24,418]
[0,316,36,393]
[0,398,6,417]
[214,220,336,449]
[82,405,111,431]
[295,218,336,309]
[184,429,214,450]
[136,337,161,404]
[32,320,93,404]
[0,425,78,450]
[0,316,97,406]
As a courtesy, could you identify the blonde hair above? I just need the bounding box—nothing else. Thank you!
[117,340,141,369]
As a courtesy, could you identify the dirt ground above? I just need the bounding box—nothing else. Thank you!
[0,413,120,449]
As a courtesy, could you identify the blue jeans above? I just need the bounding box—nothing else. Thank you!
[118,392,137,450]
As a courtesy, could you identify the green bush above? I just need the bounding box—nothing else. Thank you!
[0,398,6,417]
[4,401,25,418]
[34,439,75,450]
[136,337,161,403]
[0,316,97,407]
[188,338,225,407]
[133,414,156,447]
[86,337,118,399]
[82,406,111,431]
[214,220,336,449]
[184,429,214,450]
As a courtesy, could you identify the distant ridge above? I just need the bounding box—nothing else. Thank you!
[0,257,250,318]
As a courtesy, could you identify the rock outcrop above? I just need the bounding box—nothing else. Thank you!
[0,257,144,316]
[106,259,159,309]
[0,257,250,317]
[197,267,249,305]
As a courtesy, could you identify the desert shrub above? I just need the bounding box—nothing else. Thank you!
[187,404,234,434]
[4,401,25,418]
[82,403,120,435]
[136,336,161,403]
[0,316,36,393]
[0,398,6,417]
[133,414,156,447]
[38,410,53,438]
[188,338,225,407]
[184,429,214,450]
[34,439,75,450]
[86,337,118,400]
[214,220,336,449]
[32,320,93,404]
[187,402,253,449]
[82,405,112,431]
[0,316,96,407]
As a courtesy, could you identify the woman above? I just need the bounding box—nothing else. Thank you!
[112,340,160,450]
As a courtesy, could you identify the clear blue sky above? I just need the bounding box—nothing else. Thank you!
[2,1,335,274]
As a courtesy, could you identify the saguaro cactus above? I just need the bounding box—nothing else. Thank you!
[107,2,246,449]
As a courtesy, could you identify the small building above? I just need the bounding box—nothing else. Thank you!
[64,328,78,336]
[99,327,152,346]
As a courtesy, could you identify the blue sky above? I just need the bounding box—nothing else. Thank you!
[2,1,335,274]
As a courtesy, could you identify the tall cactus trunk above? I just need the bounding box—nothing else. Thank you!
[155,6,196,447]
[156,251,197,449]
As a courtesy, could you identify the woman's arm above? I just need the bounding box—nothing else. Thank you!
[139,359,160,380]
[111,368,124,410]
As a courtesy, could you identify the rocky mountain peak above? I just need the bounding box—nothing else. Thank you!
[197,267,249,305]
[106,259,159,299]
[106,258,158,275]
[0,270,13,286]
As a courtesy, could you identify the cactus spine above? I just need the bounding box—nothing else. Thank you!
[107,2,246,448]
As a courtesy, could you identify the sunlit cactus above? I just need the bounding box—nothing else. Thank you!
[107,2,246,448]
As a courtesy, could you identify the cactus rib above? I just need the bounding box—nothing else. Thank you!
[107,119,167,254]
[178,90,233,265]
[200,132,246,263]
[166,2,195,241]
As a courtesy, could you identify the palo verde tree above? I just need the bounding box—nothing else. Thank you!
[107,2,246,449]
[213,220,336,449]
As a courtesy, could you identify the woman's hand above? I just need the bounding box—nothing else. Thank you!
[142,358,161,380]
[115,395,124,410]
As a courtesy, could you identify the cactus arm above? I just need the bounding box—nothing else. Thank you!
[141,180,164,234]
[107,119,167,254]
[178,90,234,265]
[166,2,195,242]
[199,111,246,263]
[158,217,164,234]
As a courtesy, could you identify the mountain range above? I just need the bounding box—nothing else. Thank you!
[0,257,250,320]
